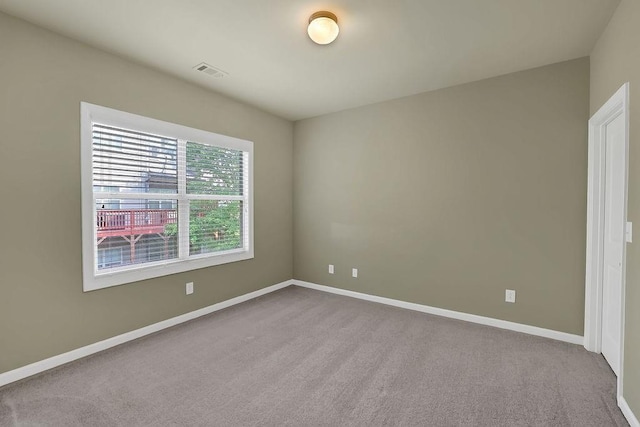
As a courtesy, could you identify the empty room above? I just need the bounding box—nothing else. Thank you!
[0,0,638,425]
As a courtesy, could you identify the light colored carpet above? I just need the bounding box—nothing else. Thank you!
[0,286,628,426]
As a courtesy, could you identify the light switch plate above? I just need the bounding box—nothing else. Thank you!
[328,264,334,274]
[352,268,358,278]
[626,222,633,243]
[186,282,194,295]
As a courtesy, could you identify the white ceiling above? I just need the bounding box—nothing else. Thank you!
[0,0,620,121]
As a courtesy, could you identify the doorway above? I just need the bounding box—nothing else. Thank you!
[584,83,629,396]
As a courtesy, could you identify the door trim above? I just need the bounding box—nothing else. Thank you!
[584,82,629,401]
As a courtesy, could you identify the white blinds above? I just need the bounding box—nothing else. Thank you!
[92,124,178,194]
[82,102,254,291]
[186,142,244,196]
[184,141,247,256]
[91,123,248,272]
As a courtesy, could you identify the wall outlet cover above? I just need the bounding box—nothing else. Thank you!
[505,289,516,303]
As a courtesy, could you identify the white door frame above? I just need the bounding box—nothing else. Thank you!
[584,82,629,401]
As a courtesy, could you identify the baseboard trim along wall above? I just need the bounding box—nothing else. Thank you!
[620,396,640,427]
[0,279,294,388]
[293,280,584,346]
[3,278,635,425]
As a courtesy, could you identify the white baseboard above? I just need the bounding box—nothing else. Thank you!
[620,396,640,427]
[294,280,584,345]
[0,279,293,388]
[4,278,632,423]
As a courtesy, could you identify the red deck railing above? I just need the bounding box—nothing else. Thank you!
[97,209,177,238]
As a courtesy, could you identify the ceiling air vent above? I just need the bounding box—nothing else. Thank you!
[193,62,228,78]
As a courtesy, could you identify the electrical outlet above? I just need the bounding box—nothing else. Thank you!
[505,289,516,303]
[328,264,334,274]
[352,268,358,278]
[186,282,194,295]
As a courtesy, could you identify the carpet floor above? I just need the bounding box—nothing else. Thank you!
[0,286,629,426]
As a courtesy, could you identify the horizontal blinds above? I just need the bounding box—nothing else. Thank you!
[184,142,248,256]
[186,142,244,196]
[96,199,178,271]
[92,124,178,193]
[92,122,248,273]
[187,200,243,256]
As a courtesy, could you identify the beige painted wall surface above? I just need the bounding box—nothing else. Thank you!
[294,58,589,335]
[591,0,640,415]
[0,13,293,374]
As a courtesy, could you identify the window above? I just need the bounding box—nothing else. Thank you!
[98,247,124,269]
[81,103,253,291]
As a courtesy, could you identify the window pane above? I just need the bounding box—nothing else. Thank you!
[98,247,123,269]
[92,124,178,194]
[188,200,243,255]
[96,199,178,271]
[186,142,244,196]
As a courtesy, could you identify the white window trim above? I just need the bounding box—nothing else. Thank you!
[81,102,254,292]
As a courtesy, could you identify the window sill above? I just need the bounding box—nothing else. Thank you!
[83,248,254,292]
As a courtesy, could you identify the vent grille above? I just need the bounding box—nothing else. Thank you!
[193,62,228,78]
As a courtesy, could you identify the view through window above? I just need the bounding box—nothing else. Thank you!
[82,103,253,291]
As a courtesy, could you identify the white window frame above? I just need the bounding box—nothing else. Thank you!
[81,102,254,292]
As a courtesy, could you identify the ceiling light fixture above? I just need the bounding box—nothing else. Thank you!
[307,11,339,45]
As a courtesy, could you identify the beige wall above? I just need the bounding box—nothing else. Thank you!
[0,12,293,374]
[294,58,590,335]
[591,0,640,415]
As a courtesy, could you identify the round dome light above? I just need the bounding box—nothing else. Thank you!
[307,11,339,45]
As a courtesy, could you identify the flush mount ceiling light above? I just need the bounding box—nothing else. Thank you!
[307,11,339,45]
